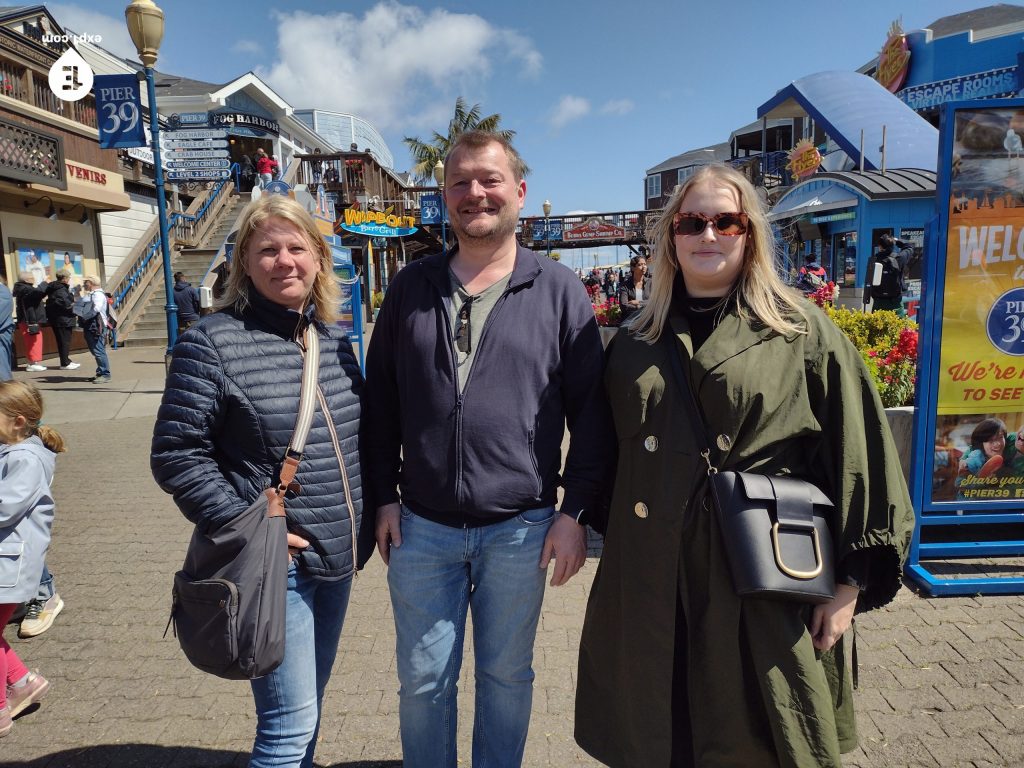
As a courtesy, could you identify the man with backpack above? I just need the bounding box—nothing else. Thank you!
[866,234,911,316]
[76,275,111,383]
[796,253,828,294]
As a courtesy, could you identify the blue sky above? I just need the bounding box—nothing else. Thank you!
[55,0,998,266]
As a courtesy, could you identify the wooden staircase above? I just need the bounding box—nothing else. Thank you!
[119,196,247,347]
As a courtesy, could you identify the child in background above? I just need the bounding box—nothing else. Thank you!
[0,381,65,736]
[960,418,1020,476]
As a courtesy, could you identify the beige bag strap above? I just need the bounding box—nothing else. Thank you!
[276,322,320,492]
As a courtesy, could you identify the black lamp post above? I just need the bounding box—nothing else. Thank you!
[125,0,177,359]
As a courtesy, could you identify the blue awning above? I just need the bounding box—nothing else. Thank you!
[769,182,858,221]
[757,71,938,172]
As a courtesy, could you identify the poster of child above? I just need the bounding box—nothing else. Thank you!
[59,250,81,276]
[935,414,1024,502]
[57,250,83,288]
[18,248,49,286]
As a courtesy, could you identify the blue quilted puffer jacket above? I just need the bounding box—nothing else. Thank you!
[151,290,372,578]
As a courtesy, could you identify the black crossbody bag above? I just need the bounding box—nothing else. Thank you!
[663,333,836,604]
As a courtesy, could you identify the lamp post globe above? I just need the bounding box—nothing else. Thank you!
[125,0,178,359]
[433,160,446,256]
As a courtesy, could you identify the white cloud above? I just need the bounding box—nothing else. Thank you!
[549,95,590,131]
[565,210,598,216]
[231,39,261,55]
[601,98,634,116]
[258,4,542,132]
[50,4,137,60]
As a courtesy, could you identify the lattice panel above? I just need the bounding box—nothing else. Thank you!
[0,116,65,188]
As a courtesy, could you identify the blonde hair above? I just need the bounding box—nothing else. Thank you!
[214,195,340,323]
[631,163,808,343]
[0,380,65,453]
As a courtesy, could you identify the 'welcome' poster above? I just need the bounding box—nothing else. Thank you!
[934,106,1024,501]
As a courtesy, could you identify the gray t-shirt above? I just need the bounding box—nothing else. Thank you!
[449,267,510,392]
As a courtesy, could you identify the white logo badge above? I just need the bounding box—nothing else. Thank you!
[48,48,94,102]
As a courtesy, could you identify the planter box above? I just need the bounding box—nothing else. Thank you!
[884,406,914,486]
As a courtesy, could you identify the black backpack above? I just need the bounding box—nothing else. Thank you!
[874,254,903,298]
[797,267,827,293]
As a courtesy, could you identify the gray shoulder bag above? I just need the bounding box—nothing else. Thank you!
[168,322,321,679]
[663,331,836,604]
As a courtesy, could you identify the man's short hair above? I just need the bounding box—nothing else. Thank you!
[879,233,894,248]
[445,130,528,182]
[805,253,817,263]
[56,269,72,281]
[174,272,184,282]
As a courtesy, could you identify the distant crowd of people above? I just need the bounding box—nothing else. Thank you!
[576,253,653,322]
[0,272,112,383]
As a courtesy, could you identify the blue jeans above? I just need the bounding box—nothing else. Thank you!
[249,562,353,768]
[388,505,555,768]
[84,327,110,377]
[37,564,54,601]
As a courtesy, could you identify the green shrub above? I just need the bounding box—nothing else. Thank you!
[822,305,918,408]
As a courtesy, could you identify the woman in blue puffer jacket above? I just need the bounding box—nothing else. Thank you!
[151,195,373,768]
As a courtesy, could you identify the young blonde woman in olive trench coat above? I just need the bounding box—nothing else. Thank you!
[575,164,915,768]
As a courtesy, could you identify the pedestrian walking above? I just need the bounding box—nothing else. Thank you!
[44,270,79,370]
[866,233,911,316]
[172,272,200,333]
[617,254,651,323]
[12,272,47,372]
[0,380,66,737]
[363,130,613,768]
[76,276,111,384]
[574,163,914,767]
[152,194,373,768]
[239,154,256,193]
[255,148,274,189]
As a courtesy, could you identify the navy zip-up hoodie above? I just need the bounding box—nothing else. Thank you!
[363,245,613,527]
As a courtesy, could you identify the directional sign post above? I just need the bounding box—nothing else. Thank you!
[94,74,145,149]
[161,127,231,182]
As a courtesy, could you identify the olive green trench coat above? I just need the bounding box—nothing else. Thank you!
[575,306,914,768]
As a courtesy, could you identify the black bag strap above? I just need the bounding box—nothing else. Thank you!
[661,331,718,475]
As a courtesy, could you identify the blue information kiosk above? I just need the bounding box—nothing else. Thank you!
[907,97,1024,595]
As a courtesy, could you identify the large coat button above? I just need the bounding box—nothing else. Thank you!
[716,434,732,451]
[644,436,659,452]
[634,502,649,519]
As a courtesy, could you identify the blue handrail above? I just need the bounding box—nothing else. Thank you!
[111,165,240,317]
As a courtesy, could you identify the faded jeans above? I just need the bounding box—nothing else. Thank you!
[388,504,555,768]
[84,327,110,377]
[249,562,353,768]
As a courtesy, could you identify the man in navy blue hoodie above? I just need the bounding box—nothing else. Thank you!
[364,130,612,768]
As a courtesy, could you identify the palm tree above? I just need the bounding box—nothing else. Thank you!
[403,97,527,182]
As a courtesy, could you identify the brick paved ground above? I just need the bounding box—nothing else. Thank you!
[3,346,1024,767]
